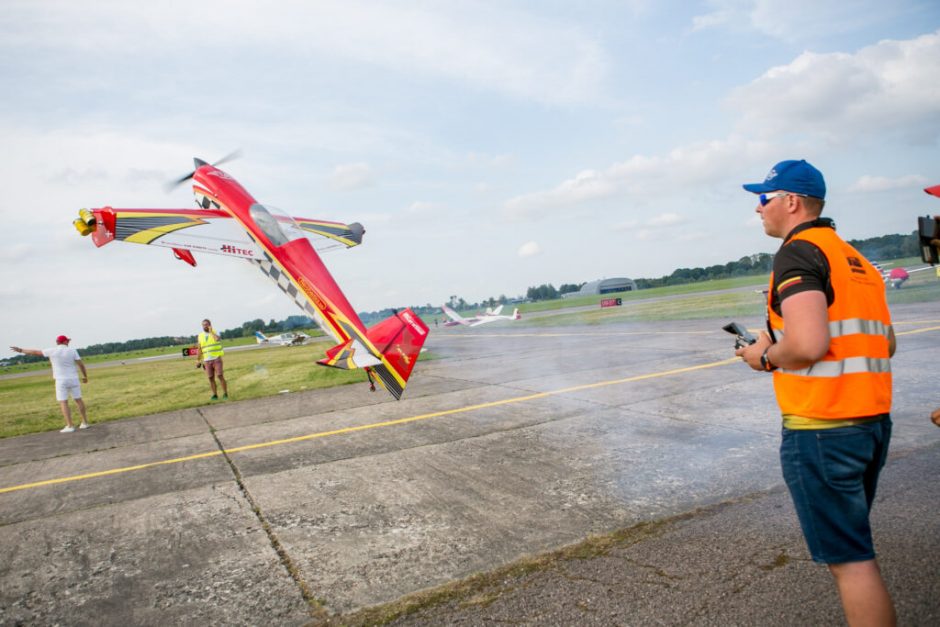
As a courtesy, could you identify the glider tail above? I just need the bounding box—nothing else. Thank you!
[254,331,269,343]
[365,309,429,400]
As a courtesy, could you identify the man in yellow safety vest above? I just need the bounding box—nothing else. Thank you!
[197,318,228,401]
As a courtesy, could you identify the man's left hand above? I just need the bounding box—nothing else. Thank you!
[735,331,773,371]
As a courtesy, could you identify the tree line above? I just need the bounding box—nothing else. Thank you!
[5,231,919,363]
[522,230,919,300]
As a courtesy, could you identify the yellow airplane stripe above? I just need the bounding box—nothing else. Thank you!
[0,357,738,495]
[125,220,204,244]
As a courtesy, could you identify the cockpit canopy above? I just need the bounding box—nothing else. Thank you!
[249,204,307,246]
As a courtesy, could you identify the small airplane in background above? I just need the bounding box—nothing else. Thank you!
[74,156,428,400]
[870,261,934,289]
[441,304,521,327]
[254,330,310,346]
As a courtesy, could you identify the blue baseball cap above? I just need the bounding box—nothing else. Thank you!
[742,159,826,199]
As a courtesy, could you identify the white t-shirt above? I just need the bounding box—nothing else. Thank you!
[42,346,82,381]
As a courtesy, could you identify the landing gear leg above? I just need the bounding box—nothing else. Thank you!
[366,368,376,393]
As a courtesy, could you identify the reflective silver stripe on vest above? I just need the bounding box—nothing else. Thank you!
[770,318,891,341]
[781,356,891,378]
[829,318,890,339]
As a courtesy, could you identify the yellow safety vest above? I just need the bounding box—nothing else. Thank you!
[767,226,892,419]
[198,332,224,360]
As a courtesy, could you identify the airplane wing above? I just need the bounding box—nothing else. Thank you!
[294,218,364,249]
[83,207,262,259]
[77,207,364,261]
[489,305,504,316]
[441,305,470,325]
[468,316,500,327]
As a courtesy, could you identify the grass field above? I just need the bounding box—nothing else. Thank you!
[0,329,324,376]
[0,341,363,438]
[3,265,937,438]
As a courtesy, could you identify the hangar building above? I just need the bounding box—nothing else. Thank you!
[569,277,638,297]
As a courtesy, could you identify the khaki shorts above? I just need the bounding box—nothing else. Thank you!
[204,358,223,378]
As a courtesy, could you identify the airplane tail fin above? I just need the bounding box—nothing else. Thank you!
[254,331,268,343]
[317,309,429,400]
[364,309,429,400]
[512,308,520,320]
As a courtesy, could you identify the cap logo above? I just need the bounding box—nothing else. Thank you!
[765,168,778,182]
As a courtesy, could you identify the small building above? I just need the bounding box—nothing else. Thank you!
[569,277,638,297]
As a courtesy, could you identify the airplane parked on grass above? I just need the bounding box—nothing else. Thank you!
[254,330,310,346]
[441,304,521,327]
[74,156,428,400]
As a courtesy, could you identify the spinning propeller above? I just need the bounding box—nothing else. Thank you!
[165,150,242,191]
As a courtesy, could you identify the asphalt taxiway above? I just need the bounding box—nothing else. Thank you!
[1,303,938,625]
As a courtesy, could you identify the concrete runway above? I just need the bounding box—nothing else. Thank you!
[1,303,938,625]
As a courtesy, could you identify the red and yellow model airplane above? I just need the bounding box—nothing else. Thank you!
[74,158,428,400]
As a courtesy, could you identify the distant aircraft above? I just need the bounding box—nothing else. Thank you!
[870,261,934,289]
[254,330,310,346]
[441,304,521,327]
[74,157,428,399]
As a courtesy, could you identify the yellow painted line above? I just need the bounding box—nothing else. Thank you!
[6,321,939,495]
[0,357,739,495]
[896,325,940,336]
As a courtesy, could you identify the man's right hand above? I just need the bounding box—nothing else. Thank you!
[931,407,940,427]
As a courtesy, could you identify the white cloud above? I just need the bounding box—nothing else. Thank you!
[691,9,732,32]
[327,163,374,191]
[504,136,772,218]
[727,30,940,144]
[691,0,905,42]
[848,174,929,192]
[518,241,541,258]
[633,213,688,241]
[0,1,609,106]
[645,212,683,227]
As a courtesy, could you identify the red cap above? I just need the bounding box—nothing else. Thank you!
[56,335,70,344]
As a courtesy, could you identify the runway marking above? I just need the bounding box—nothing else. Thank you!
[1,356,740,495]
[896,325,940,336]
[4,322,937,495]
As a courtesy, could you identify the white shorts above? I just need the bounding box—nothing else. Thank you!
[55,379,82,402]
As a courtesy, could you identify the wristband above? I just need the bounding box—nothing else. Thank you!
[760,348,778,372]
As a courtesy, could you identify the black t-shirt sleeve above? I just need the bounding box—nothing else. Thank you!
[770,239,832,315]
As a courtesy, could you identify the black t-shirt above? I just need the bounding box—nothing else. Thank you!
[769,219,836,317]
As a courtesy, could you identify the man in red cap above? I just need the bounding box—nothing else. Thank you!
[10,335,89,433]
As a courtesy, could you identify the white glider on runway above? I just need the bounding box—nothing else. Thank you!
[441,304,521,327]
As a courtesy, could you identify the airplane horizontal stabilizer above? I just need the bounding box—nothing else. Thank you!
[318,338,358,369]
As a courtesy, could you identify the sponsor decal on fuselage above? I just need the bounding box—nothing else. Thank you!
[400,310,428,336]
[221,244,255,256]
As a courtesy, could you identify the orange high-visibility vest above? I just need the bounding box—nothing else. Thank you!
[767,226,892,419]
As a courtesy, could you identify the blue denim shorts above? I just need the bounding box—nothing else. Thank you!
[779,416,891,564]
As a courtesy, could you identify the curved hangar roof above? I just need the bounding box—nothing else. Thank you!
[578,277,637,295]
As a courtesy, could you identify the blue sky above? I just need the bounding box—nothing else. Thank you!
[1,1,939,353]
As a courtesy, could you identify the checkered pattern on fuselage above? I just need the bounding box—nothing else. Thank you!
[249,253,318,318]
